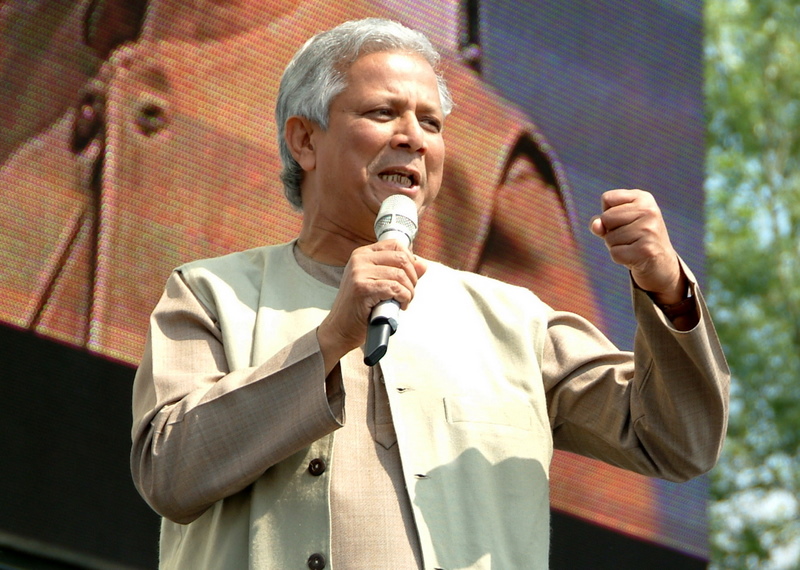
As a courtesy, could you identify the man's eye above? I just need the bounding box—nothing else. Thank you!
[421,117,442,132]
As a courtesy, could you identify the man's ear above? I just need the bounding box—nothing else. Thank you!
[284,116,319,172]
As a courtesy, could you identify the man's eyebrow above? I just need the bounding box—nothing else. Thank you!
[414,100,445,116]
[360,94,443,114]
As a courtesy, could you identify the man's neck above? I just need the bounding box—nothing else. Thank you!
[295,195,376,265]
[295,231,371,266]
[292,242,345,287]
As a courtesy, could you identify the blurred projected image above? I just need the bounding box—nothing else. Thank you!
[0,0,706,560]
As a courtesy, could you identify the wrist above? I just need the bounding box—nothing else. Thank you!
[316,320,358,376]
[645,255,687,306]
[655,285,695,320]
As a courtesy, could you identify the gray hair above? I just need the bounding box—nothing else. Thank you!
[275,18,454,209]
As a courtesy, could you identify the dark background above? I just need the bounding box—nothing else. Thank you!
[0,324,705,568]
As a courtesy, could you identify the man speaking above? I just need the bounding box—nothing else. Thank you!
[131,18,729,569]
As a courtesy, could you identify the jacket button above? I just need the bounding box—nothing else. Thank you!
[307,553,326,569]
[308,458,326,476]
[136,103,168,136]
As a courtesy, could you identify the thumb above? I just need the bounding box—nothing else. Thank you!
[589,216,606,237]
[413,255,428,278]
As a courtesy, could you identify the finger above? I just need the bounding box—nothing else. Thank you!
[347,251,419,311]
[600,215,651,247]
[364,249,421,289]
[604,240,651,270]
[597,209,641,237]
[371,277,415,310]
[598,194,660,235]
[600,188,642,211]
[369,239,428,279]
[595,190,642,236]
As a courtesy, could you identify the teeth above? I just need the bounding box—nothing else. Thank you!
[380,173,413,187]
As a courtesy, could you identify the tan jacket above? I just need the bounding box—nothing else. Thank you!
[131,243,729,569]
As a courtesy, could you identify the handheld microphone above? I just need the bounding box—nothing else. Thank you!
[363,194,418,366]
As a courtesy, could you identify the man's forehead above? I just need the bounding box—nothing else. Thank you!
[341,51,439,88]
[336,53,443,110]
[342,49,434,72]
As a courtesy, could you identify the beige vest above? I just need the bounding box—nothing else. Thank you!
[162,243,553,569]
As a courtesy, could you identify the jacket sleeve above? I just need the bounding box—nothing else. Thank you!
[130,271,343,524]
[542,264,730,481]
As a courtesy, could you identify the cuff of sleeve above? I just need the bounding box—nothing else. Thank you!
[252,328,344,428]
[631,257,702,331]
[325,363,345,425]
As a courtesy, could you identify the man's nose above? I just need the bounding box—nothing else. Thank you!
[391,113,427,155]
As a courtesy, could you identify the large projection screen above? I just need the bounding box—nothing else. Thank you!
[0,1,706,568]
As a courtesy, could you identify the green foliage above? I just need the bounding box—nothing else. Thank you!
[706,0,800,567]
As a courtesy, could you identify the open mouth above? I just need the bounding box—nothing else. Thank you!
[379,171,419,188]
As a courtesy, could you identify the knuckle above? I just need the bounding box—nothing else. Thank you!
[389,282,406,298]
[393,250,411,267]
[643,201,659,215]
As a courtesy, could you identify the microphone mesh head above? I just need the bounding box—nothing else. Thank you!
[374,194,418,243]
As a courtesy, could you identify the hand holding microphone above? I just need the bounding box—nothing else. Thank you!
[363,195,418,366]
[316,195,423,374]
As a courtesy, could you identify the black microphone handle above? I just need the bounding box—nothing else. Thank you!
[363,321,393,366]
[363,300,399,366]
